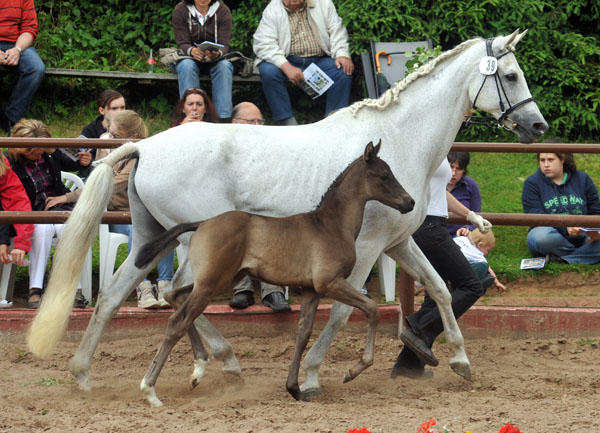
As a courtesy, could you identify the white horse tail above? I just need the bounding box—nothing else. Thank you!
[135,222,201,269]
[27,141,140,358]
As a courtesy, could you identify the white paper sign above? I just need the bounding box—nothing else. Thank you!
[479,56,498,75]
[300,63,334,99]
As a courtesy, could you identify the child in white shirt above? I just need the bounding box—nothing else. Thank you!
[454,228,506,292]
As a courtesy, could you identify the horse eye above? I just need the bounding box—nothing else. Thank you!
[505,73,517,82]
[380,174,389,181]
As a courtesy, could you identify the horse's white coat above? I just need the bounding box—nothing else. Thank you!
[28,31,546,396]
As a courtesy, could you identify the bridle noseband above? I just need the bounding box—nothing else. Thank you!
[465,37,536,130]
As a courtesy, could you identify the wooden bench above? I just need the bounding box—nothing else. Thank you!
[44,68,260,84]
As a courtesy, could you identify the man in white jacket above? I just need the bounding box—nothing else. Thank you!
[253,0,354,125]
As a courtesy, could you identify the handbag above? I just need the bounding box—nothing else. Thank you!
[158,47,192,66]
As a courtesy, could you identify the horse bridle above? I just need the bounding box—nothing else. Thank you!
[465,37,536,130]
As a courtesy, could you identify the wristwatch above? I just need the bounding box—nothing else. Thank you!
[15,46,22,54]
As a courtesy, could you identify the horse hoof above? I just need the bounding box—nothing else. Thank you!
[189,376,200,390]
[74,373,91,392]
[299,387,321,400]
[450,361,472,381]
[343,371,354,383]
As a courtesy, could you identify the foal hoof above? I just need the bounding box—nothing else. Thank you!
[450,361,472,381]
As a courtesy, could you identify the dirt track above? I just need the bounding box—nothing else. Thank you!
[1,325,599,433]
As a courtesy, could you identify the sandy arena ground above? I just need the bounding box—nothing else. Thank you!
[1,272,599,432]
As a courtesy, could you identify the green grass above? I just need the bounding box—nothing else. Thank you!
[470,152,600,281]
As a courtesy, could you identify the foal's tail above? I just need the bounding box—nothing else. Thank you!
[135,222,201,269]
[27,142,140,358]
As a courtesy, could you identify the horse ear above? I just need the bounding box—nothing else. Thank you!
[509,29,528,50]
[497,29,527,52]
[374,139,382,156]
[364,141,375,163]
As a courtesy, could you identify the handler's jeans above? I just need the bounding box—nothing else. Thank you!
[527,226,600,265]
[110,224,174,282]
[0,42,45,124]
[175,58,233,119]
[258,55,352,122]
[394,216,485,370]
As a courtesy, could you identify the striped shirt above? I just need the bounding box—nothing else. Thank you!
[0,0,39,42]
[286,3,323,58]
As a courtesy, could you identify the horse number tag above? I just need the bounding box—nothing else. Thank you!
[479,56,498,75]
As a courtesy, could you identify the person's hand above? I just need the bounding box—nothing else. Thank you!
[586,230,600,241]
[45,195,67,210]
[1,47,21,66]
[0,244,9,264]
[566,227,582,237]
[467,211,492,232]
[335,56,354,75]
[494,278,506,292]
[78,151,92,166]
[204,49,221,60]
[455,227,471,237]
[280,62,305,86]
[181,113,202,124]
[191,47,205,62]
[9,248,26,266]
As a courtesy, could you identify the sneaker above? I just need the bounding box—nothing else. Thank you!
[156,280,171,308]
[360,286,370,298]
[0,299,13,309]
[137,281,160,309]
[73,289,89,308]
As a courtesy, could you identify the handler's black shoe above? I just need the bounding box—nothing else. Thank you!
[229,291,255,309]
[262,292,291,312]
[390,365,434,380]
[400,328,439,367]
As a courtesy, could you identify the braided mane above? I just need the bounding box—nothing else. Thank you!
[349,38,482,115]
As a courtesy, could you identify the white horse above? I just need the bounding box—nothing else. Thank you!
[28,30,547,398]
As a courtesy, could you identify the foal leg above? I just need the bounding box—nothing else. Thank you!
[286,288,320,401]
[141,286,215,407]
[321,277,380,383]
[165,284,210,390]
[172,250,242,378]
[300,254,377,395]
[387,238,471,380]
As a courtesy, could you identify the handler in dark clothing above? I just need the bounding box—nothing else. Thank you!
[391,160,492,379]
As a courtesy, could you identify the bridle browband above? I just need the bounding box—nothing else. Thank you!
[465,37,536,130]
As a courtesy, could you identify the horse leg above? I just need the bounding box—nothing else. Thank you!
[171,251,242,378]
[286,288,320,401]
[165,284,210,390]
[69,256,160,391]
[299,251,378,395]
[141,285,214,407]
[320,277,380,383]
[387,238,471,380]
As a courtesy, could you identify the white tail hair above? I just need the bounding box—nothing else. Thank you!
[27,142,139,358]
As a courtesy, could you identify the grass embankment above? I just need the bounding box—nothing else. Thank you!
[4,108,600,285]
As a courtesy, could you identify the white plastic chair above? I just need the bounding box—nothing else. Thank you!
[98,216,129,291]
[0,171,93,302]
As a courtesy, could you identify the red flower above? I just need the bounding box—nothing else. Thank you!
[418,418,437,433]
[499,423,522,433]
[348,428,371,433]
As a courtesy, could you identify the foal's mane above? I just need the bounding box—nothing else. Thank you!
[316,155,364,208]
[349,37,482,115]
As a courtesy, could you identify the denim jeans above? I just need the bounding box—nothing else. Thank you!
[109,224,174,281]
[527,226,600,265]
[175,58,233,118]
[0,42,45,124]
[393,216,484,371]
[258,56,352,121]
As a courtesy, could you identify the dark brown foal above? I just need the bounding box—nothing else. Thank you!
[135,140,414,406]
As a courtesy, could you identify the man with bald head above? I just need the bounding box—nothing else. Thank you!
[229,101,290,312]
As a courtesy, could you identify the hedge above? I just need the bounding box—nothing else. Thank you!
[26,0,600,140]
